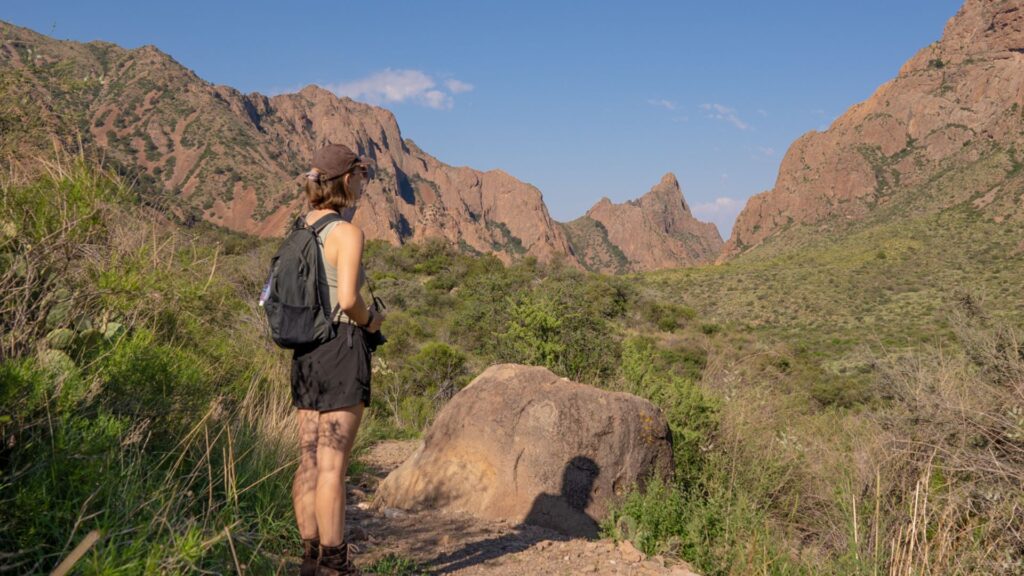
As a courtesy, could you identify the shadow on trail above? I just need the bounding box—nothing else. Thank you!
[426,456,600,574]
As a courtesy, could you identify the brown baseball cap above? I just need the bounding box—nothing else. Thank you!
[311,143,374,181]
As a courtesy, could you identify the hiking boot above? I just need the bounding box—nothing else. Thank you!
[300,538,320,576]
[317,542,362,576]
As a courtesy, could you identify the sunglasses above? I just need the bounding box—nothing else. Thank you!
[349,165,373,182]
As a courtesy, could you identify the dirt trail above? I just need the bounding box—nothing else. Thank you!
[339,440,700,576]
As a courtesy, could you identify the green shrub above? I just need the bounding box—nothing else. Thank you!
[620,336,718,485]
[399,341,469,400]
[503,296,564,367]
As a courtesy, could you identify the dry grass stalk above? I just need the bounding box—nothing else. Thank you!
[50,530,100,576]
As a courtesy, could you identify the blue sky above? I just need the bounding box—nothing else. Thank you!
[3,1,962,237]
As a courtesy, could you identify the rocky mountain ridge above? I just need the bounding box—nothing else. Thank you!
[723,0,1024,258]
[563,174,724,273]
[0,21,721,272]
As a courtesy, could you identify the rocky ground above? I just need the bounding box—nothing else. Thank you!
[309,439,701,576]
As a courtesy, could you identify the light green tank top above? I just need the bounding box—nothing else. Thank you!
[316,220,365,324]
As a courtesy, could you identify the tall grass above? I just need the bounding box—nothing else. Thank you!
[0,158,302,573]
[604,300,1024,575]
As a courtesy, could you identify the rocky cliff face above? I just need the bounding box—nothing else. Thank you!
[724,0,1024,258]
[0,20,724,271]
[562,173,723,273]
[0,21,573,264]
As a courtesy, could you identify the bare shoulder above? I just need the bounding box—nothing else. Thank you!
[328,220,364,245]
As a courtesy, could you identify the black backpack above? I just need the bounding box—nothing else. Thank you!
[260,213,342,348]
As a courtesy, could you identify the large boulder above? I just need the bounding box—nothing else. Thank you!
[373,364,674,537]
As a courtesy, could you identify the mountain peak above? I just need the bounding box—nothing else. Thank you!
[567,174,722,273]
[641,172,690,213]
[657,172,679,188]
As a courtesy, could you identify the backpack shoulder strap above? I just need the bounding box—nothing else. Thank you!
[310,212,343,234]
[307,212,344,323]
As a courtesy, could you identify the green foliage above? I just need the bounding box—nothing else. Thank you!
[399,341,469,399]
[1,160,134,358]
[365,553,428,575]
[620,336,718,486]
[503,296,565,367]
[640,299,697,332]
[448,259,533,358]
[604,467,811,576]
[0,165,296,573]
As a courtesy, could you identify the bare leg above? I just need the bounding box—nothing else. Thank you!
[293,409,320,540]
[315,403,364,546]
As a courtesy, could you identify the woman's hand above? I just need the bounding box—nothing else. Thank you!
[366,305,386,333]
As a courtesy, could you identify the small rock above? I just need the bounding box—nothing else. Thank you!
[355,502,372,510]
[669,562,700,576]
[346,526,367,542]
[536,540,552,550]
[617,540,645,563]
[383,507,407,519]
[350,488,368,501]
[642,559,663,571]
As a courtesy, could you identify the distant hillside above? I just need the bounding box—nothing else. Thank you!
[724,0,1024,258]
[0,21,722,271]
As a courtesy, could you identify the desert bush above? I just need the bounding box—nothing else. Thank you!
[639,299,697,332]
[502,296,565,367]
[620,336,718,486]
[0,159,130,360]
[0,163,299,573]
[448,259,533,358]
[872,305,1024,574]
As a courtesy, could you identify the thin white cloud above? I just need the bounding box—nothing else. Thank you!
[757,109,768,117]
[328,69,471,110]
[445,79,474,94]
[422,90,453,110]
[694,196,741,214]
[648,98,677,111]
[692,196,745,238]
[700,103,750,131]
[756,146,776,157]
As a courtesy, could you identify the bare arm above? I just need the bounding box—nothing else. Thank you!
[332,224,383,330]
[333,224,369,325]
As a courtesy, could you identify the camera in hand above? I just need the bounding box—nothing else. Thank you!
[362,295,387,353]
[363,328,387,352]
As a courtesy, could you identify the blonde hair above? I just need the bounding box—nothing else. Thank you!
[305,171,358,212]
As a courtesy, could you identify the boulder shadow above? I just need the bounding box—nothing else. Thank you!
[426,456,600,574]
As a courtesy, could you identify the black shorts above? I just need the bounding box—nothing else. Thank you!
[291,324,371,412]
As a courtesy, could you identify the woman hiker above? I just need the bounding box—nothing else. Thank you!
[292,143,385,576]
